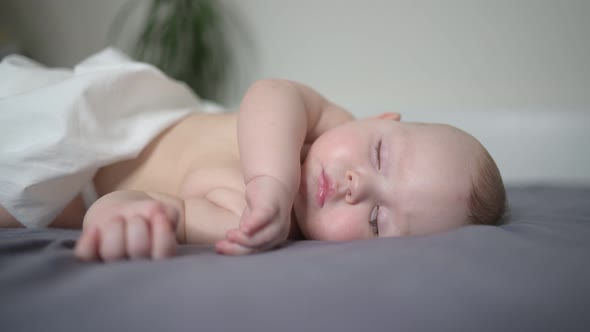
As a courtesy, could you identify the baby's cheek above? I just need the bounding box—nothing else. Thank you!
[318,213,365,241]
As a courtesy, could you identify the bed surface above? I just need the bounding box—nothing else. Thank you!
[1,185,589,332]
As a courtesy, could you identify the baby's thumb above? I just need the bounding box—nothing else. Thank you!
[239,205,255,234]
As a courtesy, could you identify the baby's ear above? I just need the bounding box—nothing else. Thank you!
[376,112,401,121]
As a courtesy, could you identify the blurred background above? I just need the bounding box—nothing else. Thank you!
[1,0,589,184]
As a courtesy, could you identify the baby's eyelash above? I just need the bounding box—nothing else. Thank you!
[369,218,379,235]
[369,206,380,236]
[374,140,382,169]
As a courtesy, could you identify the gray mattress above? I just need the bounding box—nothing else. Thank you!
[1,185,589,332]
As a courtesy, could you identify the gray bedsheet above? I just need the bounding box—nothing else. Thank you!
[1,185,589,332]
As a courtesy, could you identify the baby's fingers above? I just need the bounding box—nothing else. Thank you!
[239,206,276,235]
[99,218,127,262]
[151,213,177,259]
[75,226,100,261]
[228,224,286,250]
[215,239,256,256]
[126,216,151,259]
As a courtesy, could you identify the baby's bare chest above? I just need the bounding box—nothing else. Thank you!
[94,113,244,200]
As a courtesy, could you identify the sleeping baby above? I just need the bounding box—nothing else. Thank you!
[0,49,506,260]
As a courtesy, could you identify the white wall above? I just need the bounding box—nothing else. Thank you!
[224,0,590,111]
[1,0,589,184]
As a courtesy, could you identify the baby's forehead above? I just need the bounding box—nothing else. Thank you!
[392,122,482,171]
[399,122,476,145]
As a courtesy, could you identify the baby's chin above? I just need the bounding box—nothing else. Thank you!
[293,198,330,241]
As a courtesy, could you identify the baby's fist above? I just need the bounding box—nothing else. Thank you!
[75,192,179,262]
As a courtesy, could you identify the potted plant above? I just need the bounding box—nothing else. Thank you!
[112,0,229,101]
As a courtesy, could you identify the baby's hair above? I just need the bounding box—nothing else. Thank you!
[467,147,507,226]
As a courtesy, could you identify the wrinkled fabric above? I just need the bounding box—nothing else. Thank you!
[0,48,211,227]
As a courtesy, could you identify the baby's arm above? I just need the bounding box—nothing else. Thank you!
[238,79,353,185]
[75,190,240,261]
[216,79,353,255]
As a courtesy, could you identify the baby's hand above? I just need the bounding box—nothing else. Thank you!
[75,191,179,262]
[216,175,293,255]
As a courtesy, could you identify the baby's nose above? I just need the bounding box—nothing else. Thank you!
[343,170,367,204]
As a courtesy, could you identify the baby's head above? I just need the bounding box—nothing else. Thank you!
[294,113,506,240]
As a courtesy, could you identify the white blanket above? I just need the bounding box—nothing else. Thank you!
[0,48,215,227]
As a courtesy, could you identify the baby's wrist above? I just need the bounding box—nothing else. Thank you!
[248,174,297,198]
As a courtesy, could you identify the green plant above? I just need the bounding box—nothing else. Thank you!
[112,0,228,101]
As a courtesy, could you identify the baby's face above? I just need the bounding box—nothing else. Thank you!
[293,116,479,241]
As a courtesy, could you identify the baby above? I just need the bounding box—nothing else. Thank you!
[2,78,506,260]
